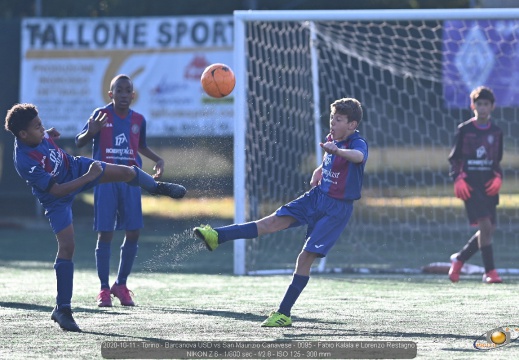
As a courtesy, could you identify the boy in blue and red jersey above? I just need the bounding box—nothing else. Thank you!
[193,98,367,327]
[4,103,186,332]
[448,86,503,284]
[76,74,171,307]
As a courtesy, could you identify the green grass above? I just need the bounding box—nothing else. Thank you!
[1,222,519,359]
[2,271,519,359]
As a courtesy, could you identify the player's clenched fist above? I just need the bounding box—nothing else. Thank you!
[320,141,338,155]
[87,161,103,179]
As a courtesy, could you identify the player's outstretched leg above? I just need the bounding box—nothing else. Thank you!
[261,311,292,327]
[193,225,219,251]
[152,181,187,199]
[128,165,186,199]
[51,306,82,332]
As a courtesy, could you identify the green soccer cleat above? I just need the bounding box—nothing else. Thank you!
[261,311,292,327]
[193,225,219,251]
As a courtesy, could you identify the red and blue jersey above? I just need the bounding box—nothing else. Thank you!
[448,118,503,189]
[13,134,73,203]
[318,130,368,201]
[76,103,147,167]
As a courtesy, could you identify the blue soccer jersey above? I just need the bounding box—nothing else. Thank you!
[76,103,146,231]
[318,130,368,200]
[14,134,104,233]
[274,130,368,256]
[76,103,147,167]
[14,134,74,204]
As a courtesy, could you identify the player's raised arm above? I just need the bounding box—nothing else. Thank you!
[75,112,107,148]
[320,141,364,163]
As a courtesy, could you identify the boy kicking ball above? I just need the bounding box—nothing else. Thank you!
[194,98,367,327]
[4,103,186,332]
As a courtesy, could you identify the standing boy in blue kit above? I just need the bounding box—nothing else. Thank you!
[76,74,174,307]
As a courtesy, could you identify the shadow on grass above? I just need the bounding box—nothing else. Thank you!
[81,330,174,343]
[0,301,54,312]
[0,301,131,316]
[165,307,479,343]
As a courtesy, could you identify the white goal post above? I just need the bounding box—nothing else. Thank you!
[233,8,519,275]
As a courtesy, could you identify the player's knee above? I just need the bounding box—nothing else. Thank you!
[58,243,75,258]
[98,232,113,242]
[125,165,137,181]
[261,215,293,233]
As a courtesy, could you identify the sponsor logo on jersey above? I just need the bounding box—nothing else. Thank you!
[322,167,340,179]
[476,145,487,158]
[115,133,128,146]
[48,149,62,176]
[324,153,332,166]
[105,148,134,156]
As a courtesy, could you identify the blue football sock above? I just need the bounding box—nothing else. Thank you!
[128,165,157,193]
[95,241,111,289]
[116,240,138,285]
[216,222,258,244]
[54,258,74,308]
[277,274,309,317]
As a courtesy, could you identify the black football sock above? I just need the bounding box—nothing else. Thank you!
[457,232,479,262]
[480,244,496,273]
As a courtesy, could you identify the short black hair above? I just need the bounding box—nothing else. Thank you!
[110,74,133,91]
[470,86,495,104]
[5,103,38,137]
[330,98,363,124]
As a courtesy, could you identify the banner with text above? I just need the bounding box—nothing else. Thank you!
[21,16,234,137]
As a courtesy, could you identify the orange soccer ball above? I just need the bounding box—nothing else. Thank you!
[200,63,236,98]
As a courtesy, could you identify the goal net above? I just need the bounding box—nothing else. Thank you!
[233,9,519,275]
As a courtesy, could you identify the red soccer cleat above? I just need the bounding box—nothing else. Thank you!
[96,288,112,307]
[448,253,464,283]
[110,283,135,306]
[483,269,503,284]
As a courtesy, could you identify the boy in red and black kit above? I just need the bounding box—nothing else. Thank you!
[448,86,503,284]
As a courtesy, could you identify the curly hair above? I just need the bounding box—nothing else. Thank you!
[5,103,39,137]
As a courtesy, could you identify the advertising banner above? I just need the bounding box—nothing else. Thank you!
[21,16,234,137]
[443,20,519,108]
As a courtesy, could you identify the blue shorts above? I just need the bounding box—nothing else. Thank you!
[94,182,143,231]
[275,187,354,257]
[45,157,106,234]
